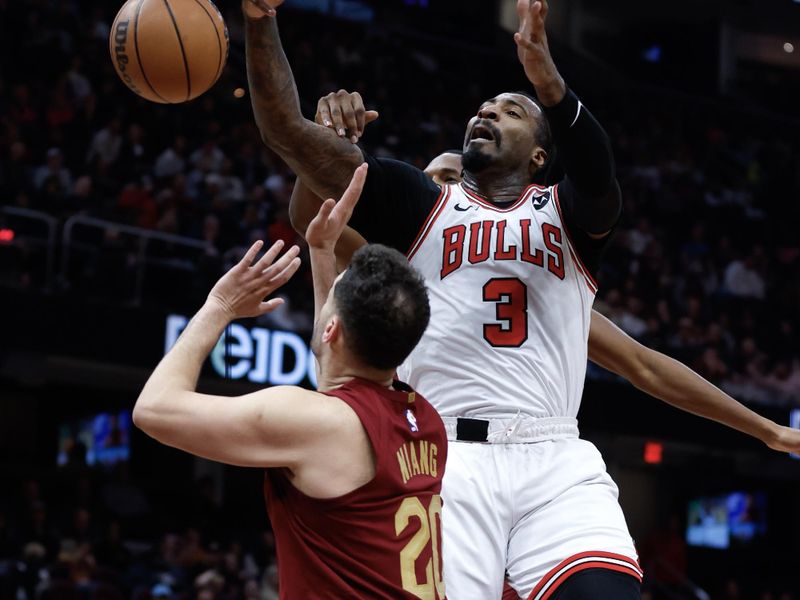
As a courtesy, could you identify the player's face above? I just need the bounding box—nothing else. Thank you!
[462,93,545,176]
[423,153,463,185]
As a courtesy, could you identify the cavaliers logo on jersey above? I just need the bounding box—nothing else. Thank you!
[532,189,551,210]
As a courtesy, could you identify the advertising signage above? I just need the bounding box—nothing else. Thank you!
[165,315,317,389]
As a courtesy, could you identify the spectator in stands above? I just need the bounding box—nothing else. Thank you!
[154,135,188,180]
[724,253,766,299]
[33,148,71,192]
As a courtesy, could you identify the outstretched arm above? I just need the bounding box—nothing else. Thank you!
[132,241,327,468]
[273,79,436,255]
[289,91,374,270]
[588,311,800,454]
[515,0,620,239]
[243,4,363,200]
[305,163,368,322]
[291,178,367,272]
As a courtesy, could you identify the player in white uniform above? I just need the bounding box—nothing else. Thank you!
[292,139,800,457]
[404,181,642,599]
[243,0,799,597]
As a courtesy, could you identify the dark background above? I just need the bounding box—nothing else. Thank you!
[1,0,800,598]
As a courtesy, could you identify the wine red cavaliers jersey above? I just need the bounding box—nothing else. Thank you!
[263,377,447,599]
[397,182,597,419]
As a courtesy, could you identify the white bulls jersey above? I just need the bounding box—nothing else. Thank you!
[397,182,598,419]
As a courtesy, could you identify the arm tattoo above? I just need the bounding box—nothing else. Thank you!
[245,17,363,199]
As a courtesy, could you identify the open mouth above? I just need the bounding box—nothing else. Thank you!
[470,124,496,143]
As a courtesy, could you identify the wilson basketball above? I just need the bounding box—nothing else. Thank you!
[109,0,229,103]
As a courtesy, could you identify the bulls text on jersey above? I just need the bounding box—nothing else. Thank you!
[440,218,566,280]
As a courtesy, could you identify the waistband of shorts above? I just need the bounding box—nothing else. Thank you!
[442,416,579,444]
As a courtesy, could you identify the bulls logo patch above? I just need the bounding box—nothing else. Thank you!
[532,189,551,210]
[405,409,419,433]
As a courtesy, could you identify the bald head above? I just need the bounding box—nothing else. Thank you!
[424,151,463,186]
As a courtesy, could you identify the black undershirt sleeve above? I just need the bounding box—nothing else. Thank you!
[348,153,442,254]
[543,88,622,277]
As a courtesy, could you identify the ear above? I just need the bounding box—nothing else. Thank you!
[529,145,548,175]
[321,315,341,345]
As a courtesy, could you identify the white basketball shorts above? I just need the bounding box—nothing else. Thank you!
[439,416,642,599]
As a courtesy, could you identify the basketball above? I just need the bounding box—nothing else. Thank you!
[109,0,229,104]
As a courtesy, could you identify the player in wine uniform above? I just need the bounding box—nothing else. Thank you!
[133,166,448,599]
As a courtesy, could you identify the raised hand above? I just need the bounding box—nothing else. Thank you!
[513,0,564,105]
[316,90,379,144]
[306,163,368,251]
[242,0,284,19]
[207,240,301,318]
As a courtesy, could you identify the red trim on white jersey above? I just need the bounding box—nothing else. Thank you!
[459,183,536,212]
[407,185,451,261]
[552,184,599,294]
[567,245,598,295]
[527,551,643,600]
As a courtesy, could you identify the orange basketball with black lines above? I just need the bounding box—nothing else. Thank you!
[109,0,229,103]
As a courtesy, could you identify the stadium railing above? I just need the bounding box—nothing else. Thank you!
[60,216,211,307]
[0,206,58,291]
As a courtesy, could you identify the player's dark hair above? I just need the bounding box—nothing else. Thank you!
[334,244,430,370]
[512,91,555,184]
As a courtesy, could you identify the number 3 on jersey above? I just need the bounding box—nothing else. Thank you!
[395,495,445,599]
[483,278,528,347]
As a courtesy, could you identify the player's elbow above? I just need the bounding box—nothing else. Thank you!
[131,401,154,433]
[589,180,622,234]
[132,392,164,435]
[257,118,308,155]
[131,408,148,436]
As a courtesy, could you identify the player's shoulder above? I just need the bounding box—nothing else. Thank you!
[257,386,360,426]
[528,182,559,210]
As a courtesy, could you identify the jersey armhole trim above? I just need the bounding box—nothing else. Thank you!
[553,184,599,294]
[407,185,451,260]
[527,551,643,600]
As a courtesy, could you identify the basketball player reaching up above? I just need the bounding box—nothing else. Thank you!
[245,0,639,597]
[133,165,448,599]
[289,104,800,458]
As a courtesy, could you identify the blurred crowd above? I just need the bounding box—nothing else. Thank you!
[1,466,797,600]
[593,91,800,408]
[0,466,282,600]
[0,0,799,410]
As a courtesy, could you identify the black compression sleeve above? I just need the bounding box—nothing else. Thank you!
[543,88,622,235]
[348,154,442,254]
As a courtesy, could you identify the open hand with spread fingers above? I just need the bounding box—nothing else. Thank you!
[207,240,301,319]
[316,90,380,144]
[514,0,565,105]
[306,163,369,251]
[242,0,284,19]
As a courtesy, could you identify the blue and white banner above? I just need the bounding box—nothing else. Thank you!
[165,315,317,389]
